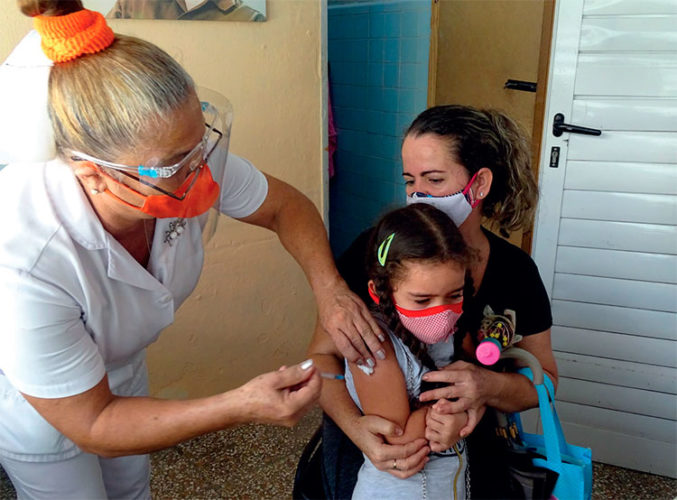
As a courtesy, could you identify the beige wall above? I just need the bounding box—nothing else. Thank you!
[1,1,325,398]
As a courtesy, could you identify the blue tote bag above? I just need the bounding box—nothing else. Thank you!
[512,368,593,500]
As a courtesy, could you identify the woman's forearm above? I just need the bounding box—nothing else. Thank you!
[485,370,540,412]
[245,176,384,363]
[86,390,246,456]
[487,329,559,412]
[22,379,251,458]
[24,363,320,458]
[422,329,558,414]
[485,366,558,413]
[244,175,342,294]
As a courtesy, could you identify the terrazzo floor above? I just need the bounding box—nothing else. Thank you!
[1,406,675,499]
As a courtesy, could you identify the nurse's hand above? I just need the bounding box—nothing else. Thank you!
[316,279,385,365]
[235,360,321,427]
[351,414,429,479]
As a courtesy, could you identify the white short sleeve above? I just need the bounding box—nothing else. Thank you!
[0,268,105,398]
[0,31,56,163]
[212,152,268,219]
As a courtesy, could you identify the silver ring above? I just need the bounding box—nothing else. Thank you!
[392,459,398,470]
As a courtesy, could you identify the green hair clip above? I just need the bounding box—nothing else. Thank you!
[377,233,395,267]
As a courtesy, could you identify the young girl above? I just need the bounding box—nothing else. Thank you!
[345,203,472,500]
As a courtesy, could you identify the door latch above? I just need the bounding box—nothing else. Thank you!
[553,113,601,137]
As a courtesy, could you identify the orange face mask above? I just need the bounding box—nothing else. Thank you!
[100,164,220,219]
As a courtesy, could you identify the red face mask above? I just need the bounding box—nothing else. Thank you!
[99,164,220,219]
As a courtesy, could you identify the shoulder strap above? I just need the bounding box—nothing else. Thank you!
[517,367,569,469]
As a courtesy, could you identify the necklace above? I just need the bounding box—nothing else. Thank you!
[142,219,155,256]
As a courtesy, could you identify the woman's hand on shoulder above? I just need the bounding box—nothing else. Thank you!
[351,413,430,479]
[316,278,386,364]
[233,360,321,427]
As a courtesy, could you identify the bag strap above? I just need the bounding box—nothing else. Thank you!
[536,383,564,473]
[518,367,555,397]
[517,368,565,473]
[517,368,565,444]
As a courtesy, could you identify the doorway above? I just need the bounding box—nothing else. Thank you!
[327,0,432,257]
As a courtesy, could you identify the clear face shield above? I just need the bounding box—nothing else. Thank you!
[69,87,233,242]
[195,87,233,244]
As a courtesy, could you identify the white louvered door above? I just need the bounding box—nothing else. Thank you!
[532,0,677,477]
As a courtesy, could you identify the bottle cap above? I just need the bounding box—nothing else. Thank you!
[476,338,501,365]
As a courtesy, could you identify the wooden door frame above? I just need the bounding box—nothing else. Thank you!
[425,0,557,252]
[521,0,556,253]
[427,0,440,108]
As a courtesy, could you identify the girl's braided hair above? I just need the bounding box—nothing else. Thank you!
[367,204,473,370]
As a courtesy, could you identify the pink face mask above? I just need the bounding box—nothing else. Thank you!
[396,302,463,344]
[369,288,463,344]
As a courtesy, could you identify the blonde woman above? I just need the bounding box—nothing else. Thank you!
[0,1,381,497]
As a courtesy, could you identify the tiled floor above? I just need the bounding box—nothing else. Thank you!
[1,407,675,499]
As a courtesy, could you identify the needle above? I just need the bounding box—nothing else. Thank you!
[321,372,345,380]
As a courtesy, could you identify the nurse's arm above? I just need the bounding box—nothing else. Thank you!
[20,360,321,458]
[237,173,384,365]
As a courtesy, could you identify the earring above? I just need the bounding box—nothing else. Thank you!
[479,191,484,198]
[90,189,100,195]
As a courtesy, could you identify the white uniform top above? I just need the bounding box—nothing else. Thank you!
[0,30,55,164]
[0,150,267,461]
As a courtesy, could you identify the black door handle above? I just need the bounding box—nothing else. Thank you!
[504,79,537,92]
[553,113,602,137]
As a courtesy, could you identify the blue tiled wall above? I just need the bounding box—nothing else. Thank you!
[328,0,431,257]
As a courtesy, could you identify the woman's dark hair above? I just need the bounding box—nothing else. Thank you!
[367,203,473,370]
[405,105,538,234]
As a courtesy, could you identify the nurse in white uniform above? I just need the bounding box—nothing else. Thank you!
[0,1,384,498]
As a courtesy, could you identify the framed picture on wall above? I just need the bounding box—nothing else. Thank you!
[85,0,266,22]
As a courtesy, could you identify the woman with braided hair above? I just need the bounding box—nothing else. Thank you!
[345,203,472,500]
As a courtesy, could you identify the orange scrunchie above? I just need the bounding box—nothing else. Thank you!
[33,9,114,63]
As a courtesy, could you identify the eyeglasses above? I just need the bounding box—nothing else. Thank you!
[121,125,222,200]
[68,89,233,199]
[70,101,225,180]
[74,124,222,180]
[71,124,222,200]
